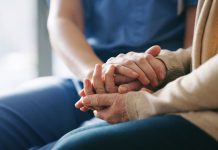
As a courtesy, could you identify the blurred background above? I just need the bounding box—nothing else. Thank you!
[0,0,70,92]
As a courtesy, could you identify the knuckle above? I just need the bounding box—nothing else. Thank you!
[117,53,124,57]
[137,57,146,64]
[106,65,114,74]
[127,51,134,55]
[106,57,115,63]
[125,60,134,66]
[144,54,152,60]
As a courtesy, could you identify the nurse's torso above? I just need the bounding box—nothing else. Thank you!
[82,0,194,61]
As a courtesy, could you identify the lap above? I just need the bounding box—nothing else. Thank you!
[52,115,218,150]
[0,77,93,150]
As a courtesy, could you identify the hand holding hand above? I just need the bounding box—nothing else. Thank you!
[106,45,166,93]
[76,64,107,111]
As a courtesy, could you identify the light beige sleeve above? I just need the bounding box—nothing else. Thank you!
[126,54,218,120]
[156,48,192,86]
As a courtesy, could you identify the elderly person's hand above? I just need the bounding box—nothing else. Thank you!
[76,66,151,123]
[81,92,128,124]
[104,45,166,93]
[76,65,130,123]
[75,65,153,115]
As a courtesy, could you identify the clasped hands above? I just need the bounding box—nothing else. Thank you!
[75,46,166,124]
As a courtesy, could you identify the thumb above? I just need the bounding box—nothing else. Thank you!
[145,45,161,57]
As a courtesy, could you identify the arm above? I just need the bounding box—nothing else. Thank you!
[78,54,218,123]
[184,6,196,48]
[156,48,191,86]
[126,54,218,120]
[47,0,103,81]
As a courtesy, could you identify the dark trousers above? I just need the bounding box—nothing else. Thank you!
[52,115,218,150]
[0,77,93,150]
[0,77,217,150]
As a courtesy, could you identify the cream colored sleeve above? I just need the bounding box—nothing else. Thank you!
[156,48,192,86]
[126,54,218,120]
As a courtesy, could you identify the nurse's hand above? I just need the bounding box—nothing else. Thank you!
[106,45,166,93]
[76,64,107,112]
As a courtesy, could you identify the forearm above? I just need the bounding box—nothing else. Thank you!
[156,48,191,87]
[48,18,103,81]
[126,54,218,120]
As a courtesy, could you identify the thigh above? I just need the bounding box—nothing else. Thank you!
[52,115,218,150]
[0,77,93,150]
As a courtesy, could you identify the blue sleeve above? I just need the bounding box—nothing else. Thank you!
[185,0,198,6]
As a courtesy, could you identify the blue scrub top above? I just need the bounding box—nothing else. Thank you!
[82,0,197,61]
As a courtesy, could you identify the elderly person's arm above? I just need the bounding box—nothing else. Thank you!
[126,53,218,120]
[101,47,191,94]
[79,50,218,123]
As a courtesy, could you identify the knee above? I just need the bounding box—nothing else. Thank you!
[0,77,77,104]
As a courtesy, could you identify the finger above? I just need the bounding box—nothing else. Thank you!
[93,109,109,121]
[82,94,114,107]
[79,89,86,97]
[123,62,150,86]
[114,74,135,85]
[75,99,84,109]
[136,56,159,87]
[148,57,166,81]
[106,57,115,63]
[145,45,161,56]
[93,64,106,94]
[84,79,94,95]
[118,81,143,94]
[76,97,103,111]
[77,100,98,111]
[94,109,122,124]
[80,106,101,111]
[80,106,89,112]
[140,88,153,93]
[115,65,138,78]
[105,65,118,93]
